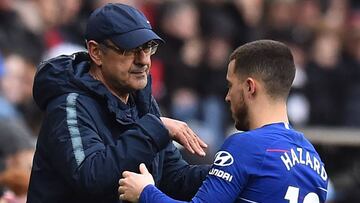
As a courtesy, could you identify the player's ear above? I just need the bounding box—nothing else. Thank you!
[87,40,103,67]
[245,78,256,96]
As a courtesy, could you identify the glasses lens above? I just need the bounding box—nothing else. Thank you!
[150,45,158,55]
[147,40,159,55]
[101,42,126,55]
[142,47,152,54]
[121,40,159,56]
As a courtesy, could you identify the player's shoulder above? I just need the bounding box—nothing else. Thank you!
[225,131,252,144]
[224,123,307,150]
[223,130,265,154]
[225,123,285,143]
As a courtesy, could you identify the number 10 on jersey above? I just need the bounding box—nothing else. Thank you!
[284,186,320,203]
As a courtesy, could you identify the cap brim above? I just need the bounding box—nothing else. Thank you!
[110,28,164,49]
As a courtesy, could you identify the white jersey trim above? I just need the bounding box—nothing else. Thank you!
[239,197,258,203]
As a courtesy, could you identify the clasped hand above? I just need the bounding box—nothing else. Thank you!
[118,163,154,202]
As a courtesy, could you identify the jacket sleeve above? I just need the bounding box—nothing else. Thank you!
[158,143,211,201]
[41,93,170,197]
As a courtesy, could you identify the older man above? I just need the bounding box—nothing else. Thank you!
[27,3,209,203]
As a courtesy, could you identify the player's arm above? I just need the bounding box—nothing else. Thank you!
[119,162,242,203]
[119,135,248,203]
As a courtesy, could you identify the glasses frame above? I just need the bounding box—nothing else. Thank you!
[100,40,159,56]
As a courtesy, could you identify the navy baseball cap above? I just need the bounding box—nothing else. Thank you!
[85,3,164,49]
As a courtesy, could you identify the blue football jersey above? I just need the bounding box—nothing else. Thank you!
[140,122,328,203]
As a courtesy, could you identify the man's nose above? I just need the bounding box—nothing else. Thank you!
[134,50,151,66]
[225,93,230,103]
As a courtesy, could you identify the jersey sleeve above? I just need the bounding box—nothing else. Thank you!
[140,133,262,203]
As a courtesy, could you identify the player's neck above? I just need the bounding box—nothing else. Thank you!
[248,100,289,130]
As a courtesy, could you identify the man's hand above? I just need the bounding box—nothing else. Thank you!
[118,163,154,202]
[160,117,207,156]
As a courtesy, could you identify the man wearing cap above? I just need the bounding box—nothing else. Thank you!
[27,3,209,203]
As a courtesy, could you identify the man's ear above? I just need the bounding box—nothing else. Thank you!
[245,77,256,97]
[87,40,102,67]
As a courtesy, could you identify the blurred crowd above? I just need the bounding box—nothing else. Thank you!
[0,0,360,202]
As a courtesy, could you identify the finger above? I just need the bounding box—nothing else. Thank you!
[192,135,207,156]
[196,135,208,148]
[181,133,195,154]
[191,137,206,157]
[119,193,126,200]
[191,131,204,152]
[189,129,207,151]
[118,185,125,194]
[186,129,205,156]
[139,163,150,175]
[119,178,125,186]
[122,171,130,177]
[123,171,139,178]
[176,131,194,154]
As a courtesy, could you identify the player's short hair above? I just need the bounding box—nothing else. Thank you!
[229,40,295,99]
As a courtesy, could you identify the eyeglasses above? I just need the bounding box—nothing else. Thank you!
[100,40,159,56]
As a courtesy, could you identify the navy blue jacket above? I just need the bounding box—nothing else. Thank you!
[27,52,209,203]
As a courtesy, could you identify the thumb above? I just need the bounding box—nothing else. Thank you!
[139,163,149,175]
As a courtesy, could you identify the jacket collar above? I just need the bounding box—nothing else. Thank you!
[76,54,153,124]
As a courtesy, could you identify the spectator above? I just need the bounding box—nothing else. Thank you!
[305,29,347,126]
[343,15,360,126]
[0,52,20,120]
[0,119,35,203]
[197,35,232,158]
[1,54,42,135]
[156,0,203,118]
[0,0,43,64]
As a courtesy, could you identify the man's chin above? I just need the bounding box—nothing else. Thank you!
[131,80,148,90]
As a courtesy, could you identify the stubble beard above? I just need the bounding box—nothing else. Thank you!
[234,95,250,131]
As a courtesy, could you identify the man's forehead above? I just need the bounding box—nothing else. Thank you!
[228,59,236,69]
[226,60,236,76]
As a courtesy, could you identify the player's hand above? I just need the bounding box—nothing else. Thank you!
[119,163,154,202]
[160,117,207,156]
